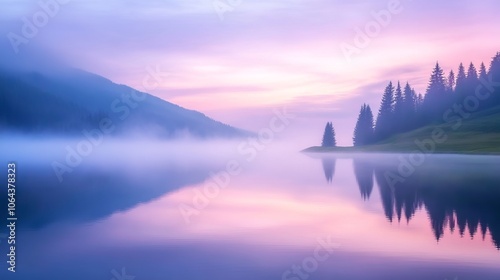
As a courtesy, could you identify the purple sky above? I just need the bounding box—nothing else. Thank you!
[2,0,500,146]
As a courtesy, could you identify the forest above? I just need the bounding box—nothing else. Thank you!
[321,52,500,147]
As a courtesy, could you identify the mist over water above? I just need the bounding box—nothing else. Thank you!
[1,136,499,279]
[2,1,500,279]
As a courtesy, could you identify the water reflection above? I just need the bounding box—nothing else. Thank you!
[316,154,500,250]
[1,151,499,280]
[0,160,221,229]
[352,158,374,200]
[321,157,336,183]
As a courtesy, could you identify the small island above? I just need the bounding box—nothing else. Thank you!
[304,52,500,155]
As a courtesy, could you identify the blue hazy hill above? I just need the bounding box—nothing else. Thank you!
[0,52,248,138]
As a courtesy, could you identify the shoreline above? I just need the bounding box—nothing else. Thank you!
[301,146,500,156]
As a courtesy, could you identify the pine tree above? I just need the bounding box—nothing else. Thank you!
[447,70,455,92]
[488,52,500,76]
[456,63,467,87]
[412,91,425,128]
[425,63,446,101]
[462,62,480,102]
[474,62,490,110]
[403,83,416,111]
[374,82,394,141]
[394,82,404,112]
[402,82,416,130]
[364,105,374,144]
[444,70,456,110]
[488,52,500,106]
[467,62,477,80]
[321,122,336,147]
[416,93,424,111]
[353,104,374,146]
[427,62,447,96]
[331,124,337,146]
[479,62,488,80]
[423,62,447,122]
[394,82,404,130]
[467,63,478,82]
[455,63,467,102]
[353,107,363,146]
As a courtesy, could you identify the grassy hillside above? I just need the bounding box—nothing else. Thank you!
[304,106,500,155]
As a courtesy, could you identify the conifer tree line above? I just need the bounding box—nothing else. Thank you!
[352,52,500,146]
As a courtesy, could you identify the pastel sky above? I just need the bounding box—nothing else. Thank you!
[1,0,500,145]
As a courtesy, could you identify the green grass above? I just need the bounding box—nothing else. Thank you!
[303,106,500,155]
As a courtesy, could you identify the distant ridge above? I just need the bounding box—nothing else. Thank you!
[0,67,250,138]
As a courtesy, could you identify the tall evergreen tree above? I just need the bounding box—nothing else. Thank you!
[353,107,364,146]
[321,122,336,147]
[364,105,374,144]
[462,63,480,101]
[488,52,500,106]
[394,82,404,116]
[467,63,478,79]
[479,62,488,80]
[476,62,490,110]
[393,81,405,133]
[353,104,374,146]
[455,63,467,101]
[447,70,455,92]
[416,92,424,112]
[427,63,447,96]
[402,82,416,130]
[374,82,394,141]
[455,63,467,87]
[331,124,337,147]
[403,83,416,111]
[423,62,447,122]
[444,70,456,109]
[488,52,500,77]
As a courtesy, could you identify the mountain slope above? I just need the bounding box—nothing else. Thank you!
[0,68,248,138]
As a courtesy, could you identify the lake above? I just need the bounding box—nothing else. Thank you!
[1,141,499,280]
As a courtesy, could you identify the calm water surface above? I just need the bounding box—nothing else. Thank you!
[1,148,500,280]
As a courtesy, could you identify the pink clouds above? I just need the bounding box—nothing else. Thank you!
[1,0,499,145]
